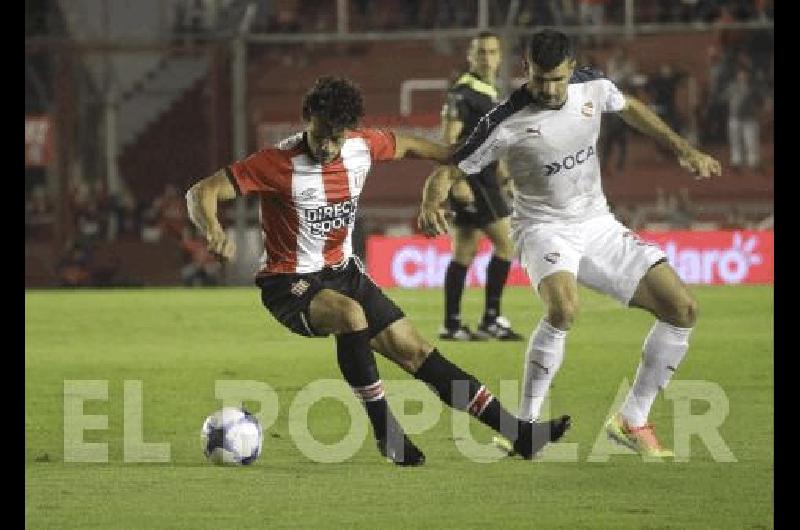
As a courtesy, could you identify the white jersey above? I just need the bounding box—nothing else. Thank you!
[452,67,626,234]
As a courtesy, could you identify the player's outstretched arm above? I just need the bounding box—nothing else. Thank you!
[417,165,464,236]
[185,169,237,260]
[393,133,453,163]
[618,96,722,179]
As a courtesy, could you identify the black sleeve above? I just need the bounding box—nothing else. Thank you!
[223,166,242,196]
[451,87,530,166]
[569,66,608,84]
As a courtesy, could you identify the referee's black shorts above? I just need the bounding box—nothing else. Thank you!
[449,179,511,229]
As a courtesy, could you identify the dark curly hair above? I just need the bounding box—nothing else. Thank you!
[301,76,364,130]
[526,29,576,71]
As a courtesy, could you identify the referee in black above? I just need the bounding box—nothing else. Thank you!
[439,31,522,342]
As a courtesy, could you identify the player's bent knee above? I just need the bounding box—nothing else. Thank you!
[406,347,432,373]
[392,345,431,373]
[675,296,698,328]
[661,295,698,328]
[547,301,577,330]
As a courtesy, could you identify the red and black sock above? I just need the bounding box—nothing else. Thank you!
[413,348,519,441]
[336,329,397,441]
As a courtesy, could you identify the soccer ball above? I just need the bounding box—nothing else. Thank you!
[201,407,263,465]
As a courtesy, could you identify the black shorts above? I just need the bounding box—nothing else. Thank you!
[255,257,405,339]
[449,180,511,229]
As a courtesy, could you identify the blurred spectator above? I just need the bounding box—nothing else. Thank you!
[297,2,335,32]
[657,0,701,23]
[524,0,564,26]
[723,67,768,171]
[653,187,695,229]
[559,0,578,25]
[730,0,758,20]
[92,179,113,240]
[692,0,721,22]
[75,197,102,241]
[699,44,733,144]
[715,4,747,54]
[579,0,607,26]
[173,0,218,36]
[90,247,134,287]
[489,0,512,25]
[607,46,640,95]
[251,0,278,31]
[114,184,144,240]
[647,64,686,134]
[600,46,637,176]
[667,188,695,229]
[350,0,372,30]
[180,226,222,286]
[578,0,608,46]
[654,187,670,221]
[25,185,53,239]
[721,204,749,229]
[150,183,188,241]
[265,5,300,33]
[754,0,773,20]
[436,0,475,27]
[745,25,774,83]
[69,178,104,242]
[399,0,422,28]
[26,185,51,216]
[56,240,93,287]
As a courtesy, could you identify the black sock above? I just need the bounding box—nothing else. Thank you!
[336,329,397,441]
[444,261,469,329]
[413,349,519,441]
[483,255,511,324]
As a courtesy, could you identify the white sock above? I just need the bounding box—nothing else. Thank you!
[518,318,567,422]
[620,320,693,427]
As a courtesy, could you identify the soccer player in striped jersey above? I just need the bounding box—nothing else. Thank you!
[438,31,523,342]
[419,31,721,458]
[186,76,570,466]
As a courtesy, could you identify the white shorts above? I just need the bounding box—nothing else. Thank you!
[516,214,667,305]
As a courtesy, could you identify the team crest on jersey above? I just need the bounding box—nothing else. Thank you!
[299,188,317,201]
[581,101,595,117]
[544,252,561,264]
[290,279,311,297]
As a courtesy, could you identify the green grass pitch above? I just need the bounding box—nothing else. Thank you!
[26,285,773,529]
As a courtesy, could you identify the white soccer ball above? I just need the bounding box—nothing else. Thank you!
[201,407,263,465]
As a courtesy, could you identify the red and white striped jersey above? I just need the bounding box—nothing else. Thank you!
[226,128,396,276]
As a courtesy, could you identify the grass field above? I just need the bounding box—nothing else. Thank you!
[25,285,773,529]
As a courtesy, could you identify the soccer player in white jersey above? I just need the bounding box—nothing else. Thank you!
[418,30,721,457]
[186,76,570,466]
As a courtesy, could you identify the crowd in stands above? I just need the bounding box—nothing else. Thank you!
[26,178,223,287]
[26,0,772,286]
[168,0,773,35]
[242,0,773,33]
[592,1,772,175]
